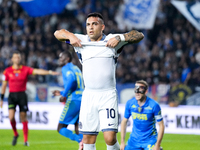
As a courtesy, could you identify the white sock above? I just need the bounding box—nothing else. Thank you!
[83,143,96,150]
[107,141,120,150]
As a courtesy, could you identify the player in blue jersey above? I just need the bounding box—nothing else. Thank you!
[120,80,165,150]
[52,51,84,150]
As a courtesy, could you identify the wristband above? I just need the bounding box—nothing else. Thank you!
[119,34,125,42]
[48,70,52,75]
[65,40,70,44]
[1,94,4,101]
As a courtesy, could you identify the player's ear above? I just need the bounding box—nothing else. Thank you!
[145,89,148,95]
[102,24,105,31]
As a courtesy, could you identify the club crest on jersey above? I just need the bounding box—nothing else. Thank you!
[138,107,142,113]
[15,73,19,77]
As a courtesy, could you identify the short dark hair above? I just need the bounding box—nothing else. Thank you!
[62,51,72,62]
[135,80,149,89]
[87,12,104,24]
[12,50,21,56]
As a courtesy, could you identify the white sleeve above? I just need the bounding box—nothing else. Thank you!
[73,34,88,53]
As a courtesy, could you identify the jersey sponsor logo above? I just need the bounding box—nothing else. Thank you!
[13,70,21,73]
[132,112,147,120]
[144,106,152,110]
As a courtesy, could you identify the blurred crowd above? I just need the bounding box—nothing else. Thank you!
[0,0,200,87]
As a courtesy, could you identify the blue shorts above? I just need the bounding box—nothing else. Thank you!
[125,138,157,150]
[59,100,81,125]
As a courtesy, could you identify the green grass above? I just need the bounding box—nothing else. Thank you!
[0,129,200,150]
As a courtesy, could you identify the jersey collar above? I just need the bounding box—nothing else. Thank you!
[135,96,149,108]
[12,65,22,70]
[88,34,106,42]
[64,62,72,67]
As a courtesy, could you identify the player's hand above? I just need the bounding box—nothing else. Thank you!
[50,71,60,76]
[70,35,82,47]
[59,96,67,102]
[52,90,61,96]
[105,37,120,48]
[153,144,160,150]
[120,142,125,150]
[0,100,3,108]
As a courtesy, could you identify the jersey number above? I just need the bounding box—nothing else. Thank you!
[106,108,115,119]
[75,72,84,89]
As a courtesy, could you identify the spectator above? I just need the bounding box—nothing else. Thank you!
[0,0,199,89]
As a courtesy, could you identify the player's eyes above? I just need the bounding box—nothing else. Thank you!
[140,86,145,90]
[86,22,98,26]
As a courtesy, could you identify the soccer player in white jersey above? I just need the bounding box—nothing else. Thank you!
[54,12,144,150]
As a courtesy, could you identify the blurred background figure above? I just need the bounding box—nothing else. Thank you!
[0,0,199,108]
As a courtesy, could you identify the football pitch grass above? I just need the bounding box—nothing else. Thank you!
[0,129,200,150]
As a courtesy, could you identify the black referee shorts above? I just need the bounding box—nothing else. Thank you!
[8,91,29,112]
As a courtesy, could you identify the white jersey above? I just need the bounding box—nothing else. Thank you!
[73,34,128,90]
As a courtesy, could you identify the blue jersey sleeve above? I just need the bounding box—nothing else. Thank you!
[153,103,163,122]
[60,71,76,97]
[124,100,132,119]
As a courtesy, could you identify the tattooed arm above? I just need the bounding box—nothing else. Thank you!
[124,30,144,43]
[54,29,82,47]
[106,30,144,48]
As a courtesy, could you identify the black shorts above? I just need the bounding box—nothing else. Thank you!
[8,91,29,112]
